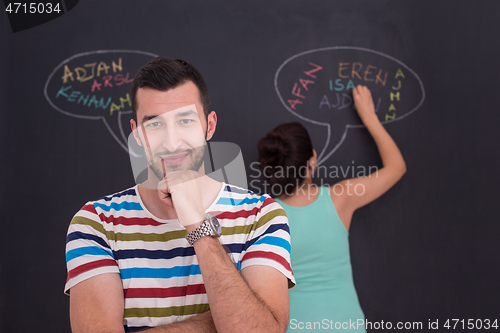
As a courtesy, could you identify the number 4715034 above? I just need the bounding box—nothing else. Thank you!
[5,2,61,14]
[444,319,498,330]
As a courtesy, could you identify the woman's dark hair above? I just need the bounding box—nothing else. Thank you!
[131,56,210,122]
[257,122,313,193]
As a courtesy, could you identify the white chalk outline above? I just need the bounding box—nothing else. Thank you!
[274,46,425,165]
[44,49,158,156]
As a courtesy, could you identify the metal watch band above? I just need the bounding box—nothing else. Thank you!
[186,218,214,246]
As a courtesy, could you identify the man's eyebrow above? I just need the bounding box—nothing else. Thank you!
[141,115,159,124]
[175,110,198,118]
[140,109,198,124]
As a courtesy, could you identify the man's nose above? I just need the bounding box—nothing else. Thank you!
[162,126,182,152]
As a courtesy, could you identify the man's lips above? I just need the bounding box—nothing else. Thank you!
[159,152,189,165]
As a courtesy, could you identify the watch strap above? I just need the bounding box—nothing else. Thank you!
[186,217,215,246]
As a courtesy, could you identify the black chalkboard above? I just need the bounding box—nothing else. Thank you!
[1,1,499,332]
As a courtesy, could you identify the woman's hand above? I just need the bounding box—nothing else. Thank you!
[353,85,378,124]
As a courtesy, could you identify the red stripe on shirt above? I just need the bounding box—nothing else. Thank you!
[99,214,165,227]
[241,250,292,273]
[81,204,162,227]
[216,206,260,220]
[124,284,206,299]
[80,204,98,214]
[215,198,277,220]
[67,259,118,281]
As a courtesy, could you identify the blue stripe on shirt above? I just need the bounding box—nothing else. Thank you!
[253,236,291,254]
[216,196,266,206]
[224,223,291,257]
[93,201,143,212]
[120,264,201,279]
[241,223,290,252]
[66,246,114,262]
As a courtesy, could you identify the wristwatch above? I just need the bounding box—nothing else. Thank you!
[185,214,222,246]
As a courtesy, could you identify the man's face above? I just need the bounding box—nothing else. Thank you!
[131,81,216,180]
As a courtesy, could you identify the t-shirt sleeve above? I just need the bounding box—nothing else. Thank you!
[240,196,296,288]
[64,202,120,295]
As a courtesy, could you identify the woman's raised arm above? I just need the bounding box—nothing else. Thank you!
[331,85,406,229]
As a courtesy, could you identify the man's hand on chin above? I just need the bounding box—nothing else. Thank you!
[157,170,206,230]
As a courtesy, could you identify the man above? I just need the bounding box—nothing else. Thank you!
[65,57,295,332]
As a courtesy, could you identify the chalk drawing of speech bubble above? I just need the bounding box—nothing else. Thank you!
[275,46,425,164]
[44,50,158,156]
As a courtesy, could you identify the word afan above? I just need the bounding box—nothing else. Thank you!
[287,62,324,110]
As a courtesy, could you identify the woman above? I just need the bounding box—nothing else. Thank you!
[257,85,406,332]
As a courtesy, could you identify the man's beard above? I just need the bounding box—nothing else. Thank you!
[148,144,206,180]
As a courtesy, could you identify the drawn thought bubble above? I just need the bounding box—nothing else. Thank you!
[44,50,158,154]
[275,46,425,164]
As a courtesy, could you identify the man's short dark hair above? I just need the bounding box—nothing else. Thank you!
[131,56,210,123]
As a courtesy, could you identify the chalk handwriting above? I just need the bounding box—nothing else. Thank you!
[287,62,323,110]
[274,46,425,164]
[45,50,158,154]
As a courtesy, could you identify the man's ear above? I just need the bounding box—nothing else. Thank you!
[205,111,217,141]
[130,119,143,146]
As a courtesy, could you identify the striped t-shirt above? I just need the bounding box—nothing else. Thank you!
[65,183,295,331]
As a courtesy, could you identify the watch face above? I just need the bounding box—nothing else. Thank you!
[209,215,222,236]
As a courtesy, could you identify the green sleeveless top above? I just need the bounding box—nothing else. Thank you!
[276,186,366,332]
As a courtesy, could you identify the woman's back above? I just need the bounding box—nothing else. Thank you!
[258,86,406,332]
[276,186,366,332]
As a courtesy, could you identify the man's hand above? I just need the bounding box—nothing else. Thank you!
[157,170,206,229]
